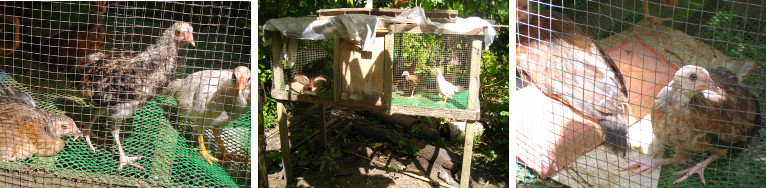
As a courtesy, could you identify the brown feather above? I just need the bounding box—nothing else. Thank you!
[653,65,761,162]
[517,8,630,154]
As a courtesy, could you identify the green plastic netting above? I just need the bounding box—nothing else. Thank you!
[0,2,250,187]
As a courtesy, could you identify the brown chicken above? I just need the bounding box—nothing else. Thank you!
[307,75,329,95]
[0,85,80,161]
[78,21,195,170]
[619,65,762,184]
[400,71,419,98]
[33,1,107,80]
[517,1,631,155]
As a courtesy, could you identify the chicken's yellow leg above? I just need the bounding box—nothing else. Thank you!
[198,135,221,164]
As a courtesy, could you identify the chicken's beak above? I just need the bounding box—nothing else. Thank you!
[184,31,196,47]
[237,77,248,95]
[74,130,83,141]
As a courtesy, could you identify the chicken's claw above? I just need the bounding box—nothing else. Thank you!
[216,152,248,163]
[619,158,680,176]
[118,154,144,170]
[673,164,706,184]
[76,129,105,152]
[199,148,221,165]
[619,159,659,175]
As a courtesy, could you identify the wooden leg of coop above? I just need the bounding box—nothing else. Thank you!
[320,104,328,146]
[277,101,293,182]
[259,103,269,188]
[459,121,475,188]
[259,80,270,188]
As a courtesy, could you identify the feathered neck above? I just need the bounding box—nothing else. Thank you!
[145,28,180,55]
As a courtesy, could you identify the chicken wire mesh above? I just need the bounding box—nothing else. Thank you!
[515,0,766,187]
[279,39,334,98]
[0,2,250,187]
[391,33,479,111]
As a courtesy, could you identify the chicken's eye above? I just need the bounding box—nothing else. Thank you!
[175,31,181,36]
[689,74,697,81]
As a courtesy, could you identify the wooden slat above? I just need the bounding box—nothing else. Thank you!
[466,38,483,111]
[390,105,480,121]
[271,33,285,92]
[383,33,394,114]
[276,102,292,182]
[270,89,335,106]
[459,121,475,188]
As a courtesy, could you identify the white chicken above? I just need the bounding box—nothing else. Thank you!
[433,67,460,104]
[164,66,251,164]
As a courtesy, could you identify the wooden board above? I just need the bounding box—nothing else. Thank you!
[607,36,678,126]
[337,33,389,107]
[390,105,480,121]
[514,86,603,179]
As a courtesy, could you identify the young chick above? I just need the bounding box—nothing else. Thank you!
[619,65,762,184]
[433,67,460,104]
[303,75,328,95]
[164,66,250,164]
[401,71,419,98]
[0,85,80,161]
[79,21,195,170]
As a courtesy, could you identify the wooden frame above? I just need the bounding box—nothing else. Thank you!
[269,9,486,187]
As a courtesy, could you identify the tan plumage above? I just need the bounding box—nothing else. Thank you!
[401,71,419,98]
[619,65,762,184]
[516,6,630,154]
[0,85,80,161]
[164,66,250,164]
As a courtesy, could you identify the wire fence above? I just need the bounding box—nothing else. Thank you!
[516,0,765,187]
[0,2,250,187]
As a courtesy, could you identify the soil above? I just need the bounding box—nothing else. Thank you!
[262,102,508,188]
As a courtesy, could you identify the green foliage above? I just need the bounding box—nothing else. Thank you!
[320,146,341,172]
[387,136,420,157]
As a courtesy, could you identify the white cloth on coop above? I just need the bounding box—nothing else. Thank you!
[262,7,498,52]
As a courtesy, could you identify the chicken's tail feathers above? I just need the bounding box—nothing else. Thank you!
[599,113,629,156]
[0,84,36,107]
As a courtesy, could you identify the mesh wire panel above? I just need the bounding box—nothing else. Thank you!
[391,33,479,110]
[0,2,250,187]
[280,39,334,98]
[516,0,766,187]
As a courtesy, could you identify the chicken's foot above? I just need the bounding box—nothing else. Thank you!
[619,158,682,175]
[198,134,222,164]
[673,154,719,184]
[113,129,144,170]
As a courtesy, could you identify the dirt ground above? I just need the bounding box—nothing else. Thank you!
[261,103,508,188]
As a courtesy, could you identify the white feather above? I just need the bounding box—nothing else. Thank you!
[434,68,460,100]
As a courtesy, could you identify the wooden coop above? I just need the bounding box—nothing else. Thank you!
[0,2,251,187]
[265,8,493,187]
[516,0,766,187]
